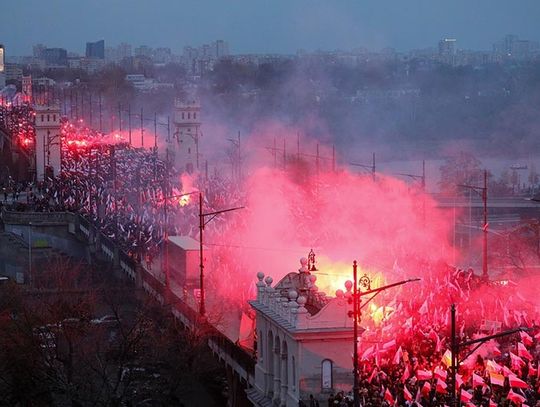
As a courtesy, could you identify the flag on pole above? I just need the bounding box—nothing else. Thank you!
[486,359,503,374]
[393,346,403,365]
[460,389,473,403]
[361,346,374,360]
[421,382,431,397]
[518,343,533,360]
[416,369,433,381]
[507,389,526,404]
[383,339,397,350]
[456,373,464,389]
[384,388,394,405]
[489,399,497,407]
[509,375,528,389]
[520,331,533,347]
[434,366,448,381]
[472,373,484,388]
[436,378,448,394]
[403,385,413,401]
[401,364,410,383]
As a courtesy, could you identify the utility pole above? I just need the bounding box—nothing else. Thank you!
[128,104,132,145]
[118,103,122,132]
[98,92,102,132]
[350,153,376,181]
[458,169,488,280]
[449,303,529,406]
[140,107,144,148]
[198,195,244,316]
[350,267,419,407]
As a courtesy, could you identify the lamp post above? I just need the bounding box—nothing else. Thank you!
[458,169,488,280]
[448,303,530,406]
[160,190,243,317]
[349,262,420,407]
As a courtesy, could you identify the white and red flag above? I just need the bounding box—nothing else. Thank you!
[517,343,533,360]
[509,375,528,389]
[436,378,448,394]
[472,373,484,388]
[460,389,473,403]
[489,372,505,387]
[416,369,433,381]
[403,385,413,401]
[507,389,526,404]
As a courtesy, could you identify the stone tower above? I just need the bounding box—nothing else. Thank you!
[171,99,201,174]
[34,105,61,181]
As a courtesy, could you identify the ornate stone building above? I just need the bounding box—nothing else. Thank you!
[247,257,358,406]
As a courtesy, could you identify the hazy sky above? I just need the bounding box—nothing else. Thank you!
[1,0,540,55]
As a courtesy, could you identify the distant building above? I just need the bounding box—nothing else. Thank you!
[170,99,201,174]
[492,34,538,60]
[135,45,153,58]
[86,40,105,59]
[33,43,46,59]
[43,48,68,66]
[438,38,457,65]
[4,64,23,82]
[34,105,62,181]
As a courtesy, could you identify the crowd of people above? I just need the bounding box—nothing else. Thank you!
[344,260,540,406]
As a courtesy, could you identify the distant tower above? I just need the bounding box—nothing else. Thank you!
[22,75,32,103]
[34,105,61,181]
[171,99,201,174]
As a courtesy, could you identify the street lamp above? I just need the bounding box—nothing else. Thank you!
[458,169,488,280]
[349,261,420,407]
[448,303,530,407]
[160,190,244,317]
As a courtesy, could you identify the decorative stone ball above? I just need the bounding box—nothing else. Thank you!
[288,290,298,300]
[264,276,273,286]
[335,289,344,298]
[309,274,317,283]
[297,295,307,306]
[300,257,308,266]
[257,271,265,281]
[344,280,353,292]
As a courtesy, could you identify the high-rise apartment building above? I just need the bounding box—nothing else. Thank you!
[86,40,105,59]
[438,38,457,65]
[0,44,5,88]
[43,48,68,66]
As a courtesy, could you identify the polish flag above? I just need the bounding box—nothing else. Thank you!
[434,366,447,381]
[493,345,501,357]
[472,373,484,388]
[393,346,403,365]
[421,381,431,397]
[416,369,433,381]
[383,339,396,350]
[527,363,536,376]
[518,343,533,360]
[502,365,514,377]
[460,389,473,403]
[436,378,448,394]
[361,346,374,360]
[509,375,528,389]
[520,330,533,347]
[510,352,526,367]
[507,389,526,404]
[403,385,413,401]
[489,399,497,407]
[489,372,505,387]
[401,364,410,383]
[456,373,464,389]
[384,388,394,405]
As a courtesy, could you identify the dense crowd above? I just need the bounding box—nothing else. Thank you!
[345,261,540,406]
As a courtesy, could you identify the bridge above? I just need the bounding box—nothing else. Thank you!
[0,209,256,407]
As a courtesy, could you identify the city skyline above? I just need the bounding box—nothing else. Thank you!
[2,0,540,56]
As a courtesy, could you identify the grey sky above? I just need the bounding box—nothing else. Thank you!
[1,0,540,55]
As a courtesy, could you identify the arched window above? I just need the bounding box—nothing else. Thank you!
[321,359,333,391]
[47,114,50,122]
[182,112,185,119]
[188,112,191,119]
[194,112,197,119]
[53,114,56,121]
